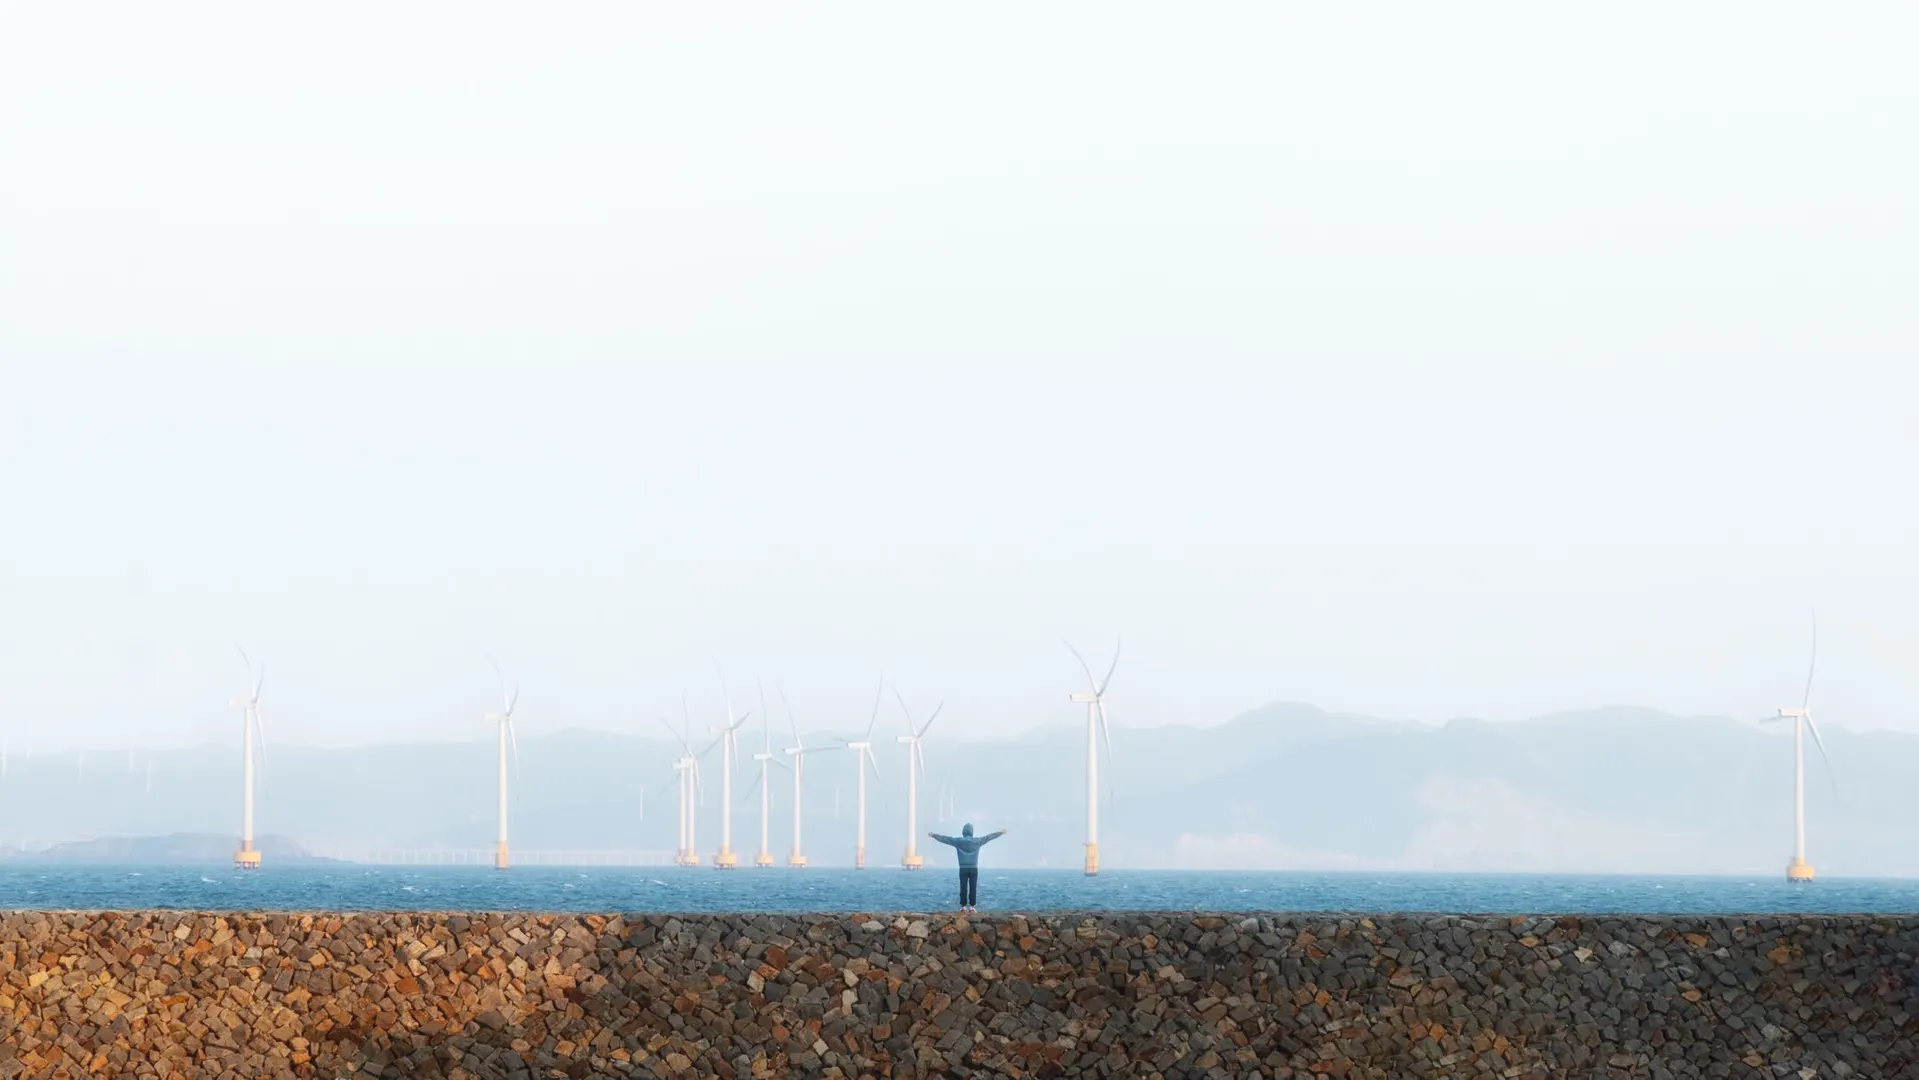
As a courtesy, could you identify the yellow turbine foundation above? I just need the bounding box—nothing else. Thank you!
[494,842,509,870]
[1084,842,1099,877]
[854,846,866,870]
[714,850,737,869]
[788,854,807,868]
[902,853,923,871]
[234,844,261,870]
[755,852,774,868]
[1787,858,1815,882]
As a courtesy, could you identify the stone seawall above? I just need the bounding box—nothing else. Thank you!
[2,911,1916,1079]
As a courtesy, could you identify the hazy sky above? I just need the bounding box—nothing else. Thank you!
[2,3,1915,751]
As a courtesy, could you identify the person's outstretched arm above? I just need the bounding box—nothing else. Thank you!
[929,833,957,847]
[981,829,1007,844]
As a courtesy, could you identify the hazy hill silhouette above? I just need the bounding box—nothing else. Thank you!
[2,703,1909,875]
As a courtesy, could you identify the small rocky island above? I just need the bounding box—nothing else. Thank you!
[0,832,334,865]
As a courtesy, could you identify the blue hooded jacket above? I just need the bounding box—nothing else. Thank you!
[930,823,1004,869]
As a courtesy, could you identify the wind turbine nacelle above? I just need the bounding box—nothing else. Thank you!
[1070,694,1098,703]
[896,735,915,745]
[753,752,774,761]
[1778,708,1810,719]
[844,741,870,750]
[230,697,251,710]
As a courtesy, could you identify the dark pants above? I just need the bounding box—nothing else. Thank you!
[958,867,978,907]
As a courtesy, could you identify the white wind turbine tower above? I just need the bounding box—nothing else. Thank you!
[231,647,267,870]
[750,682,778,868]
[837,678,885,869]
[893,689,941,871]
[706,667,750,869]
[780,685,810,867]
[1065,639,1119,877]
[484,660,523,871]
[1765,614,1836,883]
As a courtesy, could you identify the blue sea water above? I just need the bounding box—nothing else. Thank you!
[4,866,1919,914]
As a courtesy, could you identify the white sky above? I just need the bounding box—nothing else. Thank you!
[1,3,1915,750]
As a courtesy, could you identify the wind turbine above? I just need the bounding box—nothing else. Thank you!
[894,689,941,871]
[1065,638,1119,876]
[838,677,886,868]
[484,659,522,871]
[780,685,811,867]
[706,666,750,869]
[231,647,266,870]
[659,703,704,866]
[749,681,778,868]
[1765,614,1835,883]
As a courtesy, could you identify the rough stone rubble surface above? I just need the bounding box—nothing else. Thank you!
[0,911,1915,1078]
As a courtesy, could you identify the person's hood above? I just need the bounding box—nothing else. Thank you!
[962,823,974,837]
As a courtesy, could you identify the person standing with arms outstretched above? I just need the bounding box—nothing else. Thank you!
[929,822,1005,913]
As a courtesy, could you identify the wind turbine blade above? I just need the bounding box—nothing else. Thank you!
[918,703,943,739]
[893,688,914,732]
[1064,639,1099,695]
[648,767,681,802]
[660,717,691,753]
[1801,610,1818,711]
[252,661,265,703]
[759,680,772,751]
[1805,713,1837,796]
[1099,637,1121,696]
[866,750,890,816]
[253,709,268,799]
[779,683,801,749]
[914,742,927,784]
[1096,699,1115,807]
[714,661,732,728]
[866,676,884,741]
[489,656,512,713]
[508,719,522,782]
[507,683,520,718]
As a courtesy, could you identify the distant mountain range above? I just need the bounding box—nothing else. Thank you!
[10,833,333,865]
[1,703,1909,876]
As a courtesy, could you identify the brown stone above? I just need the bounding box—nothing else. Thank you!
[0,911,1909,1079]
